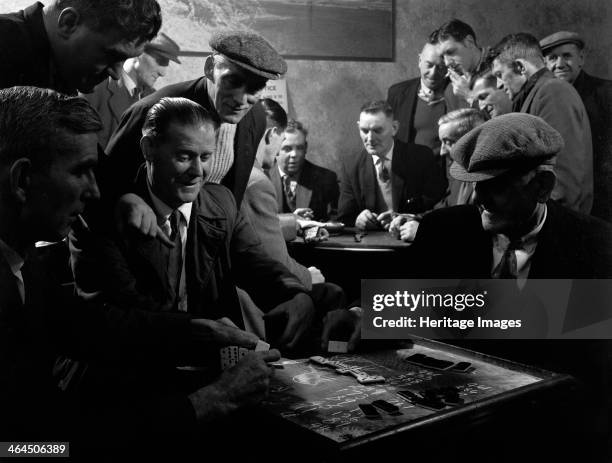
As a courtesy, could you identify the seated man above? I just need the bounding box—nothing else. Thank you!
[76,97,316,350]
[0,87,278,453]
[338,100,446,230]
[268,119,339,221]
[389,108,489,242]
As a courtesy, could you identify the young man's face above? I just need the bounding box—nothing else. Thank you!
[438,121,464,157]
[207,57,268,124]
[437,36,477,75]
[66,26,144,93]
[544,43,584,83]
[146,122,216,209]
[277,130,307,176]
[472,77,512,118]
[24,132,100,241]
[358,111,397,158]
[492,59,527,99]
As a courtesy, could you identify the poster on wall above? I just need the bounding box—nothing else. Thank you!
[260,78,288,112]
[0,1,394,62]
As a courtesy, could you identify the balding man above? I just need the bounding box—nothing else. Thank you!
[540,31,612,222]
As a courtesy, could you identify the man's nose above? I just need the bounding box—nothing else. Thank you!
[189,157,204,177]
[496,78,504,90]
[84,173,101,201]
[158,66,167,77]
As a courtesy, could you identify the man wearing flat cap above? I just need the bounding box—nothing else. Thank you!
[412,112,612,280]
[540,31,612,223]
[86,32,182,149]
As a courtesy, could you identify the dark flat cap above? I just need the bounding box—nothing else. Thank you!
[539,31,585,54]
[209,30,287,80]
[449,113,564,182]
[145,32,181,64]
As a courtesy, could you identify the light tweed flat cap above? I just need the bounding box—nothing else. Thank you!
[209,30,287,80]
[449,113,564,182]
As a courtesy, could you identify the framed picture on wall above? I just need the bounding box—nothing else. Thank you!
[162,0,395,62]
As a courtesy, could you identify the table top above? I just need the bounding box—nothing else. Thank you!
[288,228,411,251]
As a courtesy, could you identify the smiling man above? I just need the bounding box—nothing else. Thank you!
[540,31,612,223]
[0,0,161,94]
[490,33,593,215]
[469,67,512,119]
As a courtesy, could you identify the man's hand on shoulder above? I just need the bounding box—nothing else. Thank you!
[115,193,174,247]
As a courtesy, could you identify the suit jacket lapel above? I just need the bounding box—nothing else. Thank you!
[268,163,284,213]
[404,82,419,142]
[390,143,406,211]
[358,150,377,211]
[296,166,313,209]
[107,78,132,124]
[0,253,22,315]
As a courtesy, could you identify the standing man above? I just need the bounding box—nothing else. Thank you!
[431,19,490,107]
[105,30,287,210]
[0,0,161,94]
[86,32,181,149]
[268,119,339,221]
[387,40,461,154]
[491,33,593,214]
[540,31,612,222]
[338,100,446,229]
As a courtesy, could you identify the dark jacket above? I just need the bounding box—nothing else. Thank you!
[337,140,447,225]
[387,77,466,145]
[573,70,612,222]
[0,2,74,93]
[268,159,339,221]
[103,77,266,207]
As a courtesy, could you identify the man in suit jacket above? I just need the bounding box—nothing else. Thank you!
[99,31,287,245]
[268,119,339,221]
[387,41,465,155]
[338,100,447,229]
[0,88,280,456]
[491,33,593,214]
[540,31,612,223]
[0,0,161,94]
[86,33,181,149]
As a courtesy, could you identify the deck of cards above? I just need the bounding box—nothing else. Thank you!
[309,356,385,385]
[220,340,270,370]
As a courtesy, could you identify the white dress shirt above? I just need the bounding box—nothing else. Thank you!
[371,143,394,211]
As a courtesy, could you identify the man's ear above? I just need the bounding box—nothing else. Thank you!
[464,35,477,48]
[140,136,155,162]
[204,55,215,81]
[533,170,556,203]
[391,119,400,136]
[263,127,273,144]
[56,7,81,39]
[9,158,32,204]
[514,59,527,75]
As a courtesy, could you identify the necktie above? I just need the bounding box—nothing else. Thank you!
[492,240,520,279]
[283,175,296,212]
[377,157,390,182]
[167,210,183,308]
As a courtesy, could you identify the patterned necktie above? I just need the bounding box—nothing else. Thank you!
[167,210,183,307]
[283,175,296,212]
[492,240,521,279]
[377,156,390,182]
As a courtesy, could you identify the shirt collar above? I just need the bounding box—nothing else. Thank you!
[371,142,394,165]
[418,80,445,105]
[146,180,193,226]
[122,69,138,97]
[0,237,24,278]
[278,163,299,181]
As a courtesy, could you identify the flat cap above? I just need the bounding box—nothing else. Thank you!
[145,32,181,64]
[209,30,287,80]
[539,31,585,54]
[449,113,564,182]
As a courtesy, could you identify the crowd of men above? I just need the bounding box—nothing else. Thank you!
[1,0,611,459]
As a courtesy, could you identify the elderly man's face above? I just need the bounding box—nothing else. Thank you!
[358,111,397,157]
[24,132,100,241]
[472,77,512,118]
[437,37,477,75]
[438,121,464,157]
[492,59,526,99]
[418,43,447,91]
[278,130,307,176]
[544,43,584,83]
[146,122,216,209]
[208,57,268,123]
[135,53,169,89]
[66,27,145,93]
[473,170,540,235]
